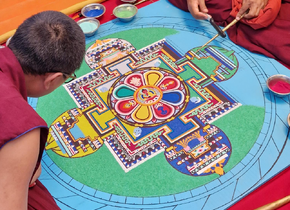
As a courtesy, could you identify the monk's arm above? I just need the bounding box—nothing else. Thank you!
[0,128,40,209]
[29,162,42,187]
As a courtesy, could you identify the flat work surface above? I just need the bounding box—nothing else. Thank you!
[30,1,290,209]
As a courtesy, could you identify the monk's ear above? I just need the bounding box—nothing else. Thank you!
[43,72,63,90]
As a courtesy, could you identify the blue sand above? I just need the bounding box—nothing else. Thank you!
[162,92,182,103]
[85,9,103,17]
[70,124,85,139]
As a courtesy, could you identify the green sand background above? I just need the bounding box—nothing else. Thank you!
[37,28,265,197]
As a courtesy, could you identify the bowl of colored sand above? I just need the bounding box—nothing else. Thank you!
[113,4,138,22]
[77,18,100,37]
[81,3,106,18]
[267,74,290,97]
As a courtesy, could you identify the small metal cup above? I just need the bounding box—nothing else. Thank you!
[77,18,100,37]
[113,4,138,22]
[266,74,290,97]
[81,3,106,18]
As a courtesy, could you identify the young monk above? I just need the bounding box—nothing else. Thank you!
[0,11,85,209]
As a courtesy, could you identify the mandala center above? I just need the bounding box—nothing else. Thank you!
[134,85,163,106]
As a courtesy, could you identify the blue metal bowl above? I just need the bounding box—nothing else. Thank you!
[81,3,106,19]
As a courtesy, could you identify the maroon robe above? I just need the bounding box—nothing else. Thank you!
[168,0,290,68]
[0,46,60,210]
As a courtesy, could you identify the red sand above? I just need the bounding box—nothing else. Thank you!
[269,79,290,93]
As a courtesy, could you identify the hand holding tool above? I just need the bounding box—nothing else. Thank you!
[195,9,249,53]
[207,15,226,38]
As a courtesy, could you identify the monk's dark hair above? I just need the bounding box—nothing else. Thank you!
[8,10,86,75]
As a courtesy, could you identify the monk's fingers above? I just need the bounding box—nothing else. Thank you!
[244,6,260,19]
[236,1,250,20]
[237,0,268,20]
[256,0,269,9]
[244,1,264,19]
[187,0,208,20]
[261,0,269,9]
[198,0,208,13]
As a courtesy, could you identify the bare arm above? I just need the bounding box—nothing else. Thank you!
[0,128,40,209]
[236,0,269,20]
[30,163,42,186]
[187,0,208,20]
